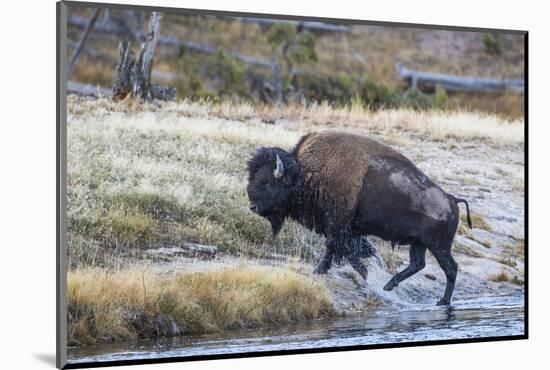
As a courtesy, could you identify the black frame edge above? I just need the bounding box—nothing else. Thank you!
[57,1,69,369]
[523,32,529,339]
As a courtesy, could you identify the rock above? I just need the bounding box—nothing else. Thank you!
[154,314,181,337]
[424,273,437,281]
[145,243,217,260]
[122,309,154,339]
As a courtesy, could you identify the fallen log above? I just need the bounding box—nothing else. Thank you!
[396,63,524,94]
[223,16,351,33]
[67,80,112,97]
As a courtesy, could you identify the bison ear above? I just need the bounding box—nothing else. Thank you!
[273,154,284,179]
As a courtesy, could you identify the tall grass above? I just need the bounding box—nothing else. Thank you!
[67,97,523,267]
[68,266,334,345]
[67,97,327,267]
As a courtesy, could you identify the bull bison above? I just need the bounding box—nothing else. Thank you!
[246,130,472,306]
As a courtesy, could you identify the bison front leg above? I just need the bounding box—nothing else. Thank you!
[358,236,378,258]
[313,239,336,274]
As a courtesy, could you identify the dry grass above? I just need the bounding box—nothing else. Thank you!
[488,270,523,286]
[363,295,384,309]
[71,56,115,87]
[500,239,525,266]
[477,239,493,249]
[461,212,493,232]
[67,265,334,345]
[69,96,525,144]
[489,271,512,283]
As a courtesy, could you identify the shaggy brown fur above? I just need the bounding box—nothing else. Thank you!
[294,131,409,224]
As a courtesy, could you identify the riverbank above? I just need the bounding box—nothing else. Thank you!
[68,293,525,364]
[67,265,334,346]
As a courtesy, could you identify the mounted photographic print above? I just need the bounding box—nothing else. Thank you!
[56,1,527,368]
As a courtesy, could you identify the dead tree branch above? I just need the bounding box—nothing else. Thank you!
[67,8,101,78]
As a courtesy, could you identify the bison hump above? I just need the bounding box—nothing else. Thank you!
[295,131,374,213]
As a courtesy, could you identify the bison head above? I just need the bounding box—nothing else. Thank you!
[247,147,299,237]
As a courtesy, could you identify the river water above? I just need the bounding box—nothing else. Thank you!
[67,294,525,365]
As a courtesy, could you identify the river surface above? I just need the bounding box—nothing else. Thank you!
[67,294,525,365]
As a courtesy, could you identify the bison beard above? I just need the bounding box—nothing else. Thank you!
[247,130,472,305]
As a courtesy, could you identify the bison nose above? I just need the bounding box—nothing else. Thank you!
[249,204,258,213]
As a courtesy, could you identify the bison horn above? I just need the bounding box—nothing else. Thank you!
[274,154,284,178]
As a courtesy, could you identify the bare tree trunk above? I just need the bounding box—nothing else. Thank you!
[67,8,101,78]
[112,12,175,102]
[271,59,283,105]
[113,41,134,101]
[133,12,162,100]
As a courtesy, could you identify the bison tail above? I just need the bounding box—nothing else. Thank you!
[452,196,472,229]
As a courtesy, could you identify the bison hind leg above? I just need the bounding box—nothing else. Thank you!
[429,243,458,306]
[383,244,427,291]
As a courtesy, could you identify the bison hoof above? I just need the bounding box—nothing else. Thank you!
[436,298,451,306]
[383,279,398,291]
